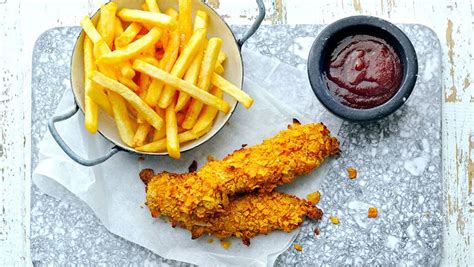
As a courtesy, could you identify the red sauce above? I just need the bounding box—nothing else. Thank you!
[324,35,402,109]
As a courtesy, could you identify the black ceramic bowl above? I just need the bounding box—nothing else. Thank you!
[307,16,418,122]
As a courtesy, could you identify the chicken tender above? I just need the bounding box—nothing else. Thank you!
[141,169,321,245]
[141,122,338,223]
[184,192,321,245]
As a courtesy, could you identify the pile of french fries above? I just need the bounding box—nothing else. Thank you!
[80,0,253,159]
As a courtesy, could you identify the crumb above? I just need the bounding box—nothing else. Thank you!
[140,205,144,209]
[368,207,378,218]
[207,238,214,244]
[292,118,301,125]
[329,216,339,225]
[307,191,321,205]
[294,243,302,251]
[220,239,231,249]
[241,144,248,148]
[138,156,145,161]
[347,167,357,179]
[314,227,320,236]
[139,168,155,185]
[207,155,215,162]
[188,160,198,173]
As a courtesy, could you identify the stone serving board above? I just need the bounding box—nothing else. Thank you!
[31,25,442,265]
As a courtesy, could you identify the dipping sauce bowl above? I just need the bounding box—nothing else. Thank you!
[307,16,418,122]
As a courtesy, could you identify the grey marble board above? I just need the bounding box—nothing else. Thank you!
[31,25,442,265]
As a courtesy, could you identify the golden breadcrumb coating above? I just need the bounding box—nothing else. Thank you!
[141,123,339,223]
[183,192,322,245]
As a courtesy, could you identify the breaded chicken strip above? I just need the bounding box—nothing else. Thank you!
[141,122,339,221]
[184,192,322,245]
[185,194,319,245]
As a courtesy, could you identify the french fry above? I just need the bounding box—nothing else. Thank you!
[118,76,140,92]
[92,71,164,130]
[117,9,177,30]
[83,36,99,134]
[175,48,203,111]
[192,86,222,134]
[141,42,156,57]
[141,3,149,11]
[182,38,223,129]
[133,122,152,147]
[214,63,224,74]
[175,11,209,111]
[114,17,124,37]
[178,0,192,51]
[82,24,114,116]
[97,2,118,49]
[176,111,185,126]
[97,61,118,80]
[145,29,180,107]
[119,60,135,79]
[132,60,230,113]
[139,73,151,93]
[138,56,160,67]
[146,0,161,13]
[153,107,166,140]
[98,27,162,64]
[129,113,139,132]
[136,127,209,152]
[80,16,103,44]
[160,30,169,50]
[165,8,179,19]
[137,138,166,152]
[158,7,178,51]
[194,10,209,30]
[159,30,180,71]
[79,17,121,81]
[87,85,113,116]
[115,20,136,79]
[125,101,138,118]
[115,22,142,49]
[214,51,226,74]
[93,39,112,61]
[211,73,254,108]
[158,28,207,108]
[108,91,135,146]
[166,102,180,159]
[218,51,226,64]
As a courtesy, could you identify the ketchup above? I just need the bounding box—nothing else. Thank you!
[324,35,402,109]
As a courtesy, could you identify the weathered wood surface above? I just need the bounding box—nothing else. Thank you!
[1,0,472,265]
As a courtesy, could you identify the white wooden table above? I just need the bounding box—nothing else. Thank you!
[1,0,472,265]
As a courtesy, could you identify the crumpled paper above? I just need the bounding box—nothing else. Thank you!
[33,49,342,266]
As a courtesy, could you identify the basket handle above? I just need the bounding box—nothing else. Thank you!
[48,104,121,166]
[237,0,266,49]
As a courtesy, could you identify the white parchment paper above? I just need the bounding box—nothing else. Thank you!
[33,50,342,266]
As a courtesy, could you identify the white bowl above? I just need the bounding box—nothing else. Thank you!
[70,0,245,156]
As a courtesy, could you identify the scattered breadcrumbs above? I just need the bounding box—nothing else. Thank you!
[314,227,320,236]
[207,155,216,162]
[220,239,231,249]
[207,238,214,244]
[188,160,198,173]
[347,167,357,179]
[329,216,340,225]
[138,156,145,161]
[368,207,378,218]
[294,243,302,251]
[307,191,321,205]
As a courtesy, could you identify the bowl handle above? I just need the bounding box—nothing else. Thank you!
[237,0,265,49]
[48,104,121,166]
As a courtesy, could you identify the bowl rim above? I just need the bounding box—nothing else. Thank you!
[70,0,242,156]
[307,15,418,122]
